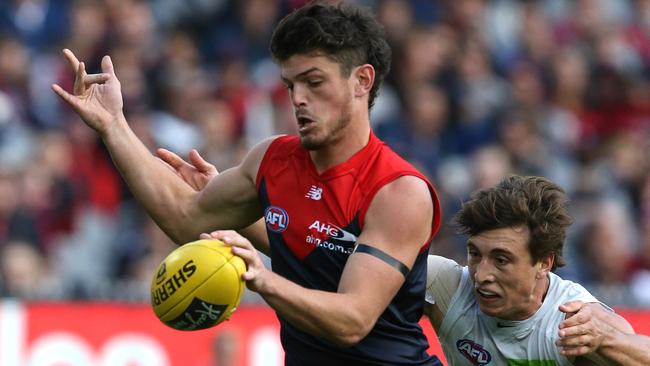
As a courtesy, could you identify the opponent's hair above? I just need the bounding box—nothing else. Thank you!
[270,1,391,109]
[455,175,572,271]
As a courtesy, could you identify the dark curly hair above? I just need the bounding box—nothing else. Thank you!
[270,1,391,110]
[455,175,573,271]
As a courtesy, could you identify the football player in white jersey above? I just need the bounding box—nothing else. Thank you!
[424,175,650,365]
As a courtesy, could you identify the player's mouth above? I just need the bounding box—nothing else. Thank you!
[476,288,501,302]
[296,114,316,133]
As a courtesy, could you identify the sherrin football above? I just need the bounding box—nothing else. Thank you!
[150,239,246,331]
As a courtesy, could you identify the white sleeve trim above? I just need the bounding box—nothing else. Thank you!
[426,255,463,315]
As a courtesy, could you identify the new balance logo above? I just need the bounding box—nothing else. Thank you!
[305,185,323,200]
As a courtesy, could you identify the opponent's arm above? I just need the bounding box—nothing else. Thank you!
[52,49,266,243]
[423,255,462,331]
[209,176,434,346]
[558,301,650,365]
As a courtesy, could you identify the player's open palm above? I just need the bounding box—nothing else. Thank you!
[52,49,123,134]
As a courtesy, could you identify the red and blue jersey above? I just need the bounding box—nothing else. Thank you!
[256,132,442,365]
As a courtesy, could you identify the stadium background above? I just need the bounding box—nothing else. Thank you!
[0,0,649,365]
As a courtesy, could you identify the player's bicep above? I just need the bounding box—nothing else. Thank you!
[337,176,434,318]
[355,176,434,270]
[192,137,276,232]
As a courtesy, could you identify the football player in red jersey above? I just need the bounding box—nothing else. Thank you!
[53,2,443,365]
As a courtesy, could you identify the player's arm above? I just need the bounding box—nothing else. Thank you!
[589,333,650,366]
[157,148,271,254]
[423,255,462,331]
[211,176,434,347]
[558,301,650,365]
[52,49,266,244]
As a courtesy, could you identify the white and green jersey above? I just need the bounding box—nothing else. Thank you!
[427,256,604,366]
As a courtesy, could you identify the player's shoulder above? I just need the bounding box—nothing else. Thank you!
[426,255,463,290]
[380,174,431,198]
[242,135,288,181]
[548,272,599,305]
[367,176,433,228]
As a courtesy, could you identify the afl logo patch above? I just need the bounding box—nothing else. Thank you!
[265,206,289,233]
[456,339,491,365]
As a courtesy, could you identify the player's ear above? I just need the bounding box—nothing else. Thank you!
[535,254,554,279]
[353,64,374,98]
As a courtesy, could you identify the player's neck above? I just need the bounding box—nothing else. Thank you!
[310,117,371,174]
[529,274,551,316]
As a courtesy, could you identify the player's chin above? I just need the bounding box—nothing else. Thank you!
[299,134,326,151]
[476,296,504,315]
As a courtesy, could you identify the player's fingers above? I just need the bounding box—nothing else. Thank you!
[559,345,592,356]
[62,48,81,73]
[218,232,254,250]
[559,311,588,329]
[558,323,589,338]
[241,271,256,281]
[556,334,592,348]
[101,55,116,77]
[73,62,86,95]
[559,300,585,314]
[230,246,255,261]
[51,84,81,110]
[157,148,189,171]
[189,149,217,173]
[84,73,111,86]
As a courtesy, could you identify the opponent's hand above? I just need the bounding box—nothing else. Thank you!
[157,148,217,191]
[556,301,616,356]
[51,49,124,135]
[200,230,268,292]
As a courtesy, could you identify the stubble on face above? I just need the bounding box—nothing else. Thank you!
[300,87,353,151]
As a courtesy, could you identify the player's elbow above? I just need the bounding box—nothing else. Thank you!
[329,316,374,347]
[331,329,370,348]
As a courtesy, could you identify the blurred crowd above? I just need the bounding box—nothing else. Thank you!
[0,0,649,306]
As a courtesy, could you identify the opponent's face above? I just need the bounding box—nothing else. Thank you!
[280,53,355,150]
[467,226,551,320]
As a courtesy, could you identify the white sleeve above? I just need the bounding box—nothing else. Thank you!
[425,255,463,316]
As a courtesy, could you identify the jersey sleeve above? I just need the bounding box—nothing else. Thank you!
[425,255,463,315]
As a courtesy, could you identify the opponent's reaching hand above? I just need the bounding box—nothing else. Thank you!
[556,301,633,356]
[51,49,123,135]
[157,148,217,191]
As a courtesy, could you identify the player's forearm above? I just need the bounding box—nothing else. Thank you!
[257,272,374,347]
[100,113,200,243]
[597,331,650,365]
[239,220,270,255]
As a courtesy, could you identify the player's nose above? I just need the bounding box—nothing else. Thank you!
[291,84,308,107]
[473,259,495,283]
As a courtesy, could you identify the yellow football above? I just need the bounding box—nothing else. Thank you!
[150,239,246,331]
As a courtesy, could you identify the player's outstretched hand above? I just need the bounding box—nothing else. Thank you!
[157,148,217,191]
[200,230,268,292]
[51,49,123,135]
[556,301,631,356]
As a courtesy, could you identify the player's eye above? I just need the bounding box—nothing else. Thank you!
[307,80,322,87]
[495,256,508,266]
